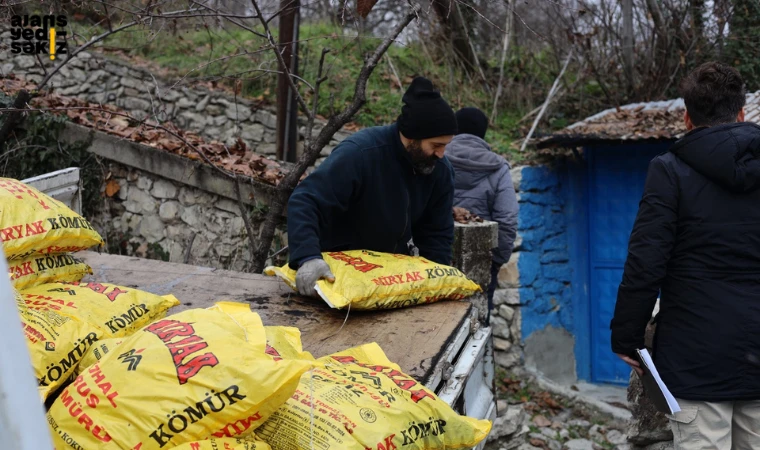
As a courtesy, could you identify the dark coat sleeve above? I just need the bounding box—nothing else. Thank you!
[286,143,363,269]
[491,166,519,265]
[610,157,679,356]
[412,161,455,265]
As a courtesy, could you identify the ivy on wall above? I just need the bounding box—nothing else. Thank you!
[0,92,103,218]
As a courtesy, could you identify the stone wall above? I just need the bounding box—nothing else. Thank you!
[0,29,349,167]
[495,165,576,383]
[59,121,284,271]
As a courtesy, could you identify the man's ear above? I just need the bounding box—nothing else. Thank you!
[684,110,695,130]
[738,108,746,122]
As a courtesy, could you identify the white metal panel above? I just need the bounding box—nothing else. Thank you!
[22,167,82,215]
[436,327,491,406]
[426,315,471,393]
[0,256,54,449]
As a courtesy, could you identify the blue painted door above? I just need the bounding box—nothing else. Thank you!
[587,144,670,384]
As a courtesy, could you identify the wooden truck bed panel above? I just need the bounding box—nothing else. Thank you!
[77,251,472,382]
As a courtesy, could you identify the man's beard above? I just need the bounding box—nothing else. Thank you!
[407,140,438,175]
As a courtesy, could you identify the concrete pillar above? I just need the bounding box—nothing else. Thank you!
[451,221,498,324]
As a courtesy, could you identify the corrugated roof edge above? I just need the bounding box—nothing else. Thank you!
[536,91,760,149]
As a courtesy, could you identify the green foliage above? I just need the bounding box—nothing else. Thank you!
[724,0,760,91]
[75,21,536,162]
[0,92,102,218]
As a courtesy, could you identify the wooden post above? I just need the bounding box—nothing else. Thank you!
[275,0,301,162]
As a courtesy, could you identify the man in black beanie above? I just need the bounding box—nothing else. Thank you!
[286,76,458,297]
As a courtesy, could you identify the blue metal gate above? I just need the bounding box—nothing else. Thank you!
[587,143,671,384]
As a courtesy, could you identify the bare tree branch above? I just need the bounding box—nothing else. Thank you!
[250,6,419,272]
[249,0,312,117]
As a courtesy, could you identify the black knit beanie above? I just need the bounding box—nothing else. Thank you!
[397,77,458,139]
[455,107,489,139]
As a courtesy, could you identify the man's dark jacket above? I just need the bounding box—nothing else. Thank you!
[287,123,455,270]
[611,122,760,401]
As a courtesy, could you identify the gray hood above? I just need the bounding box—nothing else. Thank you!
[445,134,507,172]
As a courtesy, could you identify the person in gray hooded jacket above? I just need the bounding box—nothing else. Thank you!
[446,107,518,323]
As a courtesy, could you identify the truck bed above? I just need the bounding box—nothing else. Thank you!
[77,251,473,384]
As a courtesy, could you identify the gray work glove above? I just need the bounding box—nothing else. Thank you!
[295,258,335,297]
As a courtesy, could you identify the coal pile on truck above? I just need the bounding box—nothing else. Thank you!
[3,176,493,449]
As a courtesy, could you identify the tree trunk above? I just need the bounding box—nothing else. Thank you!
[432,0,478,74]
[622,0,634,94]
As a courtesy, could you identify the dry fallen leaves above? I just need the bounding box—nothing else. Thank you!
[0,74,289,187]
[453,206,484,224]
[104,179,120,197]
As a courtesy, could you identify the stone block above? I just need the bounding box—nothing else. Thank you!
[0,63,14,76]
[16,55,36,69]
[494,288,521,306]
[119,76,144,90]
[139,215,165,243]
[176,97,196,109]
[255,110,277,129]
[499,304,515,322]
[225,104,252,121]
[542,263,572,282]
[125,187,157,214]
[518,203,545,229]
[162,90,182,102]
[195,95,211,112]
[542,235,567,252]
[159,201,180,222]
[493,337,512,352]
[151,179,178,199]
[510,307,522,341]
[486,405,526,442]
[136,176,153,191]
[511,166,523,191]
[495,349,521,368]
[117,179,129,201]
[241,123,265,142]
[540,251,569,264]
[520,165,558,192]
[215,198,239,214]
[213,115,229,127]
[492,316,510,340]
[256,143,277,155]
[178,187,197,206]
[181,205,201,228]
[178,111,207,128]
[498,254,520,288]
[121,97,151,111]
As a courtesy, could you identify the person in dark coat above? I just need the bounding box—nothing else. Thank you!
[445,107,518,323]
[287,77,458,296]
[610,61,760,449]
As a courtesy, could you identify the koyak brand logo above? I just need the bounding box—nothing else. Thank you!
[10,14,68,60]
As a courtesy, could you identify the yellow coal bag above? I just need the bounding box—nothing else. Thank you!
[264,326,314,361]
[255,342,492,450]
[75,337,126,376]
[170,436,271,450]
[18,281,180,400]
[47,302,313,450]
[264,250,481,310]
[9,252,92,291]
[0,177,104,261]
